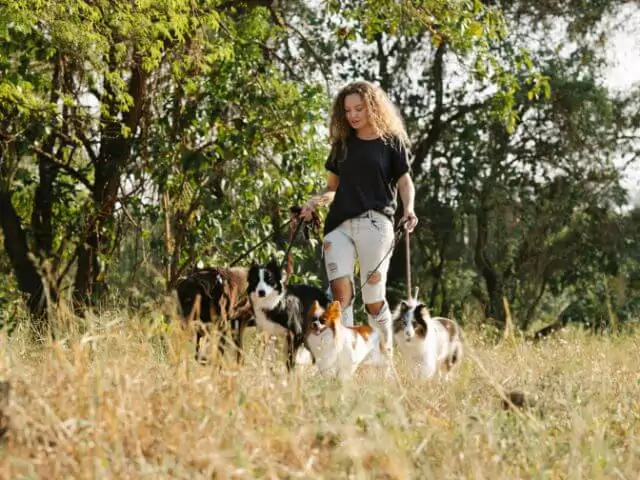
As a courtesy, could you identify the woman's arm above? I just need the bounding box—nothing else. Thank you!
[397,173,418,232]
[299,172,339,220]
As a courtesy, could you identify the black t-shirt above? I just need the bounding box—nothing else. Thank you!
[323,134,411,235]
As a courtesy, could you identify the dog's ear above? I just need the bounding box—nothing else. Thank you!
[326,300,342,320]
[415,304,429,328]
[248,260,258,277]
[265,257,281,280]
[418,303,431,319]
[400,299,411,314]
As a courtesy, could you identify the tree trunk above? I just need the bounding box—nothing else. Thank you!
[474,202,505,326]
[32,55,62,262]
[32,149,58,260]
[73,60,147,311]
[428,242,447,312]
[0,55,62,329]
[0,191,50,330]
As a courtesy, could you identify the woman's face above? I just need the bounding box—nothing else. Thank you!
[344,93,370,131]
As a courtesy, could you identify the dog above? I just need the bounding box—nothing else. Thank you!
[305,300,384,379]
[175,266,255,364]
[247,258,330,371]
[392,297,463,380]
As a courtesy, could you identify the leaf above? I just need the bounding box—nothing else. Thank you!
[468,21,484,38]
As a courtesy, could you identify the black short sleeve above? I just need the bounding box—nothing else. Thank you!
[323,135,410,235]
[391,138,411,181]
[324,142,341,175]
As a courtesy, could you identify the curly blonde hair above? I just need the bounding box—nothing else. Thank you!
[329,81,410,148]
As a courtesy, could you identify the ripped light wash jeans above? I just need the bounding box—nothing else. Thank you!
[322,210,395,352]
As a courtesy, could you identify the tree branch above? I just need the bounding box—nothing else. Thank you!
[29,145,93,191]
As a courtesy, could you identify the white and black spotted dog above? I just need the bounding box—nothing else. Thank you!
[392,292,463,380]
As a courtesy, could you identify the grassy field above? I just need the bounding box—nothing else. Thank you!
[0,307,639,479]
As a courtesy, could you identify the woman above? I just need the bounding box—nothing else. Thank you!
[299,80,418,360]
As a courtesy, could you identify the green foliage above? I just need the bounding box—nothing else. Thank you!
[321,0,549,132]
[0,0,638,331]
[550,208,640,331]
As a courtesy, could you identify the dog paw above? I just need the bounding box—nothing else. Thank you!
[295,348,314,365]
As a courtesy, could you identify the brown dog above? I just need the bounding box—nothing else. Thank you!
[175,266,255,364]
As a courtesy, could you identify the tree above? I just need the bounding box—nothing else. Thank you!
[0,0,328,324]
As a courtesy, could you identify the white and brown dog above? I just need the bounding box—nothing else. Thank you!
[305,300,383,379]
[392,295,463,380]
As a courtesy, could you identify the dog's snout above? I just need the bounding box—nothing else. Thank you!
[257,290,266,298]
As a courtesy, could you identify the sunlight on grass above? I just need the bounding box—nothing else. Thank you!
[0,309,639,479]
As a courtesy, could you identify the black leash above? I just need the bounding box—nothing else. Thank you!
[228,217,293,267]
[280,214,306,275]
[351,218,410,300]
[229,207,320,269]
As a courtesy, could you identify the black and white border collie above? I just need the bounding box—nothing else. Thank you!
[392,298,464,380]
[247,258,331,371]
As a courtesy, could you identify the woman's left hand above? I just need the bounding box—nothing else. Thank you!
[402,210,418,233]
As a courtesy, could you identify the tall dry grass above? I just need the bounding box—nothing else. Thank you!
[0,306,639,479]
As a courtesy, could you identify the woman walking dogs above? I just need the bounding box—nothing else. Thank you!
[299,80,418,363]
